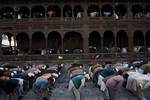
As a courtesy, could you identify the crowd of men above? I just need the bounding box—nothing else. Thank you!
[0,64,62,100]
[0,59,150,100]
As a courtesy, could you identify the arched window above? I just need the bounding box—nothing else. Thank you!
[87,5,100,17]
[63,5,72,17]
[131,5,143,17]
[74,5,84,18]
[101,5,114,16]
[15,6,30,19]
[115,4,127,16]
[47,5,61,17]
[0,7,14,19]
[145,5,150,17]
[31,6,45,18]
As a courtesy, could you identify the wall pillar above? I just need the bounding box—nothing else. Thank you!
[0,33,2,55]
[128,36,133,52]
[61,38,64,54]
[101,31,104,50]
[29,6,32,21]
[114,36,117,48]
[14,34,17,55]
[127,2,132,18]
[143,33,146,47]
[44,32,48,54]
[83,25,89,53]
[83,36,88,53]
[28,33,32,54]
[60,33,64,54]
[128,24,134,52]
[114,31,117,48]
[101,36,103,50]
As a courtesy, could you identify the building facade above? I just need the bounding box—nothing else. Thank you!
[0,0,150,55]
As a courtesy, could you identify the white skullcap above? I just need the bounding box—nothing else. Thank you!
[115,68,119,72]
[5,68,8,70]
[36,69,41,73]
[70,74,72,77]
[0,67,4,70]
[84,72,86,74]
[11,73,14,77]
[28,72,35,77]
[34,71,38,74]
[53,78,56,83]
[85,74,90,80]
[58,72,61,75]
[22,70,25,72]
[130,66,133,69]
[42,65,46,69]
[60,64,64,67]
[13,71,17,74]
[51,73,58,78]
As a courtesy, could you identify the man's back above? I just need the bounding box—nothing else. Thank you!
[106,75,124,89]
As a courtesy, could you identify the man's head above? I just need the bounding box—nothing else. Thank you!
[117,70,123,75]
[48,77,54,85]
[123,73,129,80]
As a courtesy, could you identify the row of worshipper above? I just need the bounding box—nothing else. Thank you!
[0,64,40,100]
[68,63,90,100]
[0,63,63,100]
[121,60,150,100]
[113,60,150,100]
[31,64,63,100]
[89,63,128,100]
[89,59,150,100]
[114,59,150,74]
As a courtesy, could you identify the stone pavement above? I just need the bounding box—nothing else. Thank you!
[1,63,150,100]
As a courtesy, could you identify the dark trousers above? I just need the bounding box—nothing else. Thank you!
[108,87,116,100]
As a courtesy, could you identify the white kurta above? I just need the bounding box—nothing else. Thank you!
[126,71,150,91]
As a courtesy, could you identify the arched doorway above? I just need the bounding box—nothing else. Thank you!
[116,30,128,48]
[1,32,15,55]
[16,32,29,54]
[32,32,46,54]
[103,31,114,48]
[146,31,150,48]
[47,31,61,54]
[133,30,144,46]
[88,31,101,53]
[63,32,83,53]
